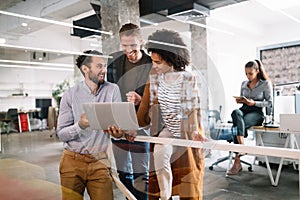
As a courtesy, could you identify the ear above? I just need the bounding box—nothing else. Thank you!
[82,65,89,74]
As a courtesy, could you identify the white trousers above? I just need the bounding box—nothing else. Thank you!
[153,128,178,200]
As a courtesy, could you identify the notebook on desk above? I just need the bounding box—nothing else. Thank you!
[83,102,139,131]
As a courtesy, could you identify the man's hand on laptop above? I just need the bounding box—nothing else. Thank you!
[78,113,89,129]
[107,126,137,142]
[107,126,123,138]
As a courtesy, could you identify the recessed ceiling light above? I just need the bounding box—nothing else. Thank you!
[0,64,73,71]
[0,43,113,59]
[21,22,28,27]
[0,10,112,36]
[0,38,6,44]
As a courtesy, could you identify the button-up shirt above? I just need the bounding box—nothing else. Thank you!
[57,81,121,154]
[240,79,273,113]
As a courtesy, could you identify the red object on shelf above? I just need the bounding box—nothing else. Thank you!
[19,113,29,132]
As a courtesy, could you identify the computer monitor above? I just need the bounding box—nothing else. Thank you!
[273,95,295,123]
[295,93,300,114]
[35,98,52,119]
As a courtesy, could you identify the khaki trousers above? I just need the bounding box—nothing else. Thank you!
[59,149,113,200]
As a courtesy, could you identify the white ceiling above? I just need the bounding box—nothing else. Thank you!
[0,0,300,64]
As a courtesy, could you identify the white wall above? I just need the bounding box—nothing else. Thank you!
[205,1,300,121]
[0,24,88,111]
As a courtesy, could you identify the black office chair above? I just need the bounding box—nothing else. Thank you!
[208,110,253,172]
[0,108,19,133]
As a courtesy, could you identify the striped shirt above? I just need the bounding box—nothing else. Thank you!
[158,73,183,137]
[56,81,121,154]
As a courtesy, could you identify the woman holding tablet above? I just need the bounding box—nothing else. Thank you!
[228,60,273,175]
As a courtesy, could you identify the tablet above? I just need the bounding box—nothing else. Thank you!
[83,102,139,130]
[233,96,246,100]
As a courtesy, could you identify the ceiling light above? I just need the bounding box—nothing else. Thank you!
[21,22,28,27]
[0,38,6,44]
[166,3,232,35]
[0,10,112,36]
[140,18,158,26]
[0,59,73,67]
[90,43,101,47]
[167,16,234,36]
[0,43,112,59]
[167,3,210,21]
[148,40,187,49]
[0,64,73,71]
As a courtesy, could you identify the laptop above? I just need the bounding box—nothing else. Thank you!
[83,102,139,131]
[280,114,300,132]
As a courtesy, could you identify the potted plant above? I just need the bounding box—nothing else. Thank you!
[52,80,70,110]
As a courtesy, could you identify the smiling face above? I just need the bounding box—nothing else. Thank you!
[85,56,107,85]
[151,52,173,75]
[245,67,259,82]
[120,35,142,62]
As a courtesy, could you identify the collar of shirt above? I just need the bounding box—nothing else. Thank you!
[246,79,263,89]
[82,81,106,96]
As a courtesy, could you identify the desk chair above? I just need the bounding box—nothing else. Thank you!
[208,110,253,172]
[0,108,19,134]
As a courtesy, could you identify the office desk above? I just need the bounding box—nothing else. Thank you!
[251,126,299,186]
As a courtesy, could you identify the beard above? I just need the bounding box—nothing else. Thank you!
[126,50,138,62]
[89,71,105,85]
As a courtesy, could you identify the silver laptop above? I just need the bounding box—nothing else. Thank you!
[280,114,300,133]
[83,102,139,130]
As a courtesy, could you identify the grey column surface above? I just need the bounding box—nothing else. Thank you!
[100,0,140,55]
[190,18,209,112]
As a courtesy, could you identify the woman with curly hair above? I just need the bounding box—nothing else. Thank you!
[136,29,206,200]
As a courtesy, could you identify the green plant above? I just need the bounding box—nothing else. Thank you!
[52,80,70,109]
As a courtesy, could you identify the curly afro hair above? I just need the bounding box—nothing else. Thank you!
[146,29,190,71]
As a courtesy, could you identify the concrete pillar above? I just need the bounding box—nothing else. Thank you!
[100,0,140,54]
[190,18,209,112]
[73,0,140,84]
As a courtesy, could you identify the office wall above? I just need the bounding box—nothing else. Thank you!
[1,2,300,116]
[206,2,300,121]
[0,25,77,111]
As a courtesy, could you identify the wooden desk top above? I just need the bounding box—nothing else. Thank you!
[251,126,300,134]
[251,126,280,131]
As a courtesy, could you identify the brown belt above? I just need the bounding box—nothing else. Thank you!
[63,149,107,162]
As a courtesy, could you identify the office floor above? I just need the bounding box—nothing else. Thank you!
[0,131,298,200]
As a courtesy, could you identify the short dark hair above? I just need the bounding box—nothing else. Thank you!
[119,23,141,38]
[76,50,103,75]
[146,29,190,71]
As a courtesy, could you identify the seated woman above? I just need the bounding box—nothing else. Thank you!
[227,60,273,175]
[136,29,206,200]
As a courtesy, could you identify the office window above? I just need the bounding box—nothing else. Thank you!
[259,41,300,95]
